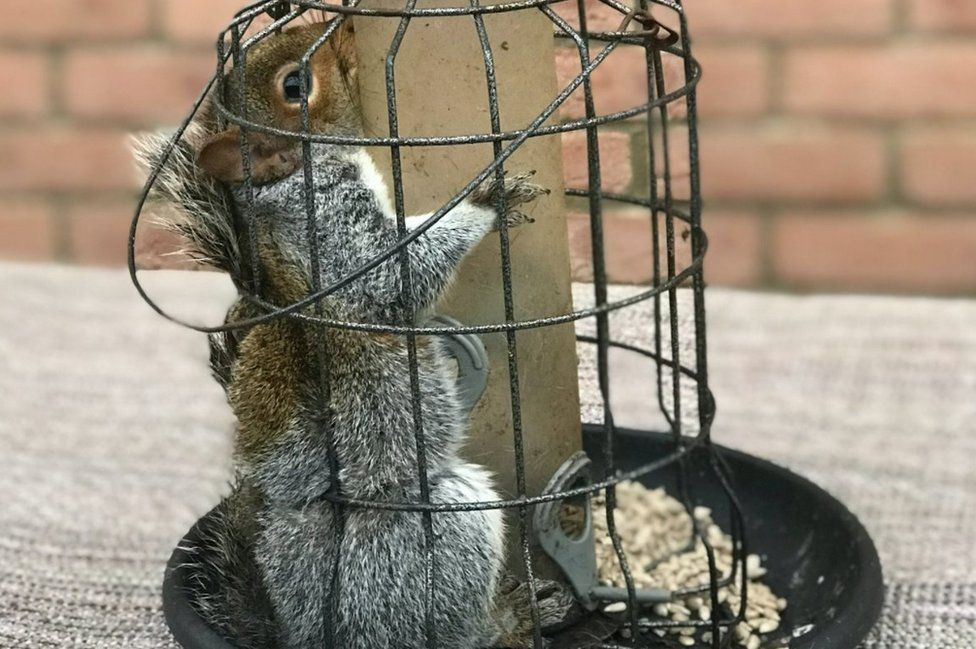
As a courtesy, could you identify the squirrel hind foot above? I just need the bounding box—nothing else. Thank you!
[492,576,579,649]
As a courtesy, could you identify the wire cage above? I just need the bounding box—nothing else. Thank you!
[131,0,754,648]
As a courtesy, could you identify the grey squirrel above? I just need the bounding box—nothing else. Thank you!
[135,17,573,649]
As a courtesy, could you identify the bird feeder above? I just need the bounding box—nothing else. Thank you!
[130,0,885,647]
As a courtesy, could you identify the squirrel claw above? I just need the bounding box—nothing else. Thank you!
[473,172,550,211]
[497,210,534,231]
[493,577,577,649]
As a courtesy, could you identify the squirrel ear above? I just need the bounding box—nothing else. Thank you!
[198,128,245,183]
[333,20,358,82]
[199,128,302,185]
[336,18,355,38]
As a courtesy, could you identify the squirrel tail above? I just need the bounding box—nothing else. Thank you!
[181,481,278,648]
[131,119,246,283]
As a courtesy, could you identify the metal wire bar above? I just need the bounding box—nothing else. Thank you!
[134,202,705,336]
[545,0,641,639]
[130,27,639,335]
[127,0,752,646]
[652,43,682,447]
[469,4,545,646]
[229,25,265,300]
[645,23,701,583]
[277,0,569,17]
[639,1,678,454]
[208,61,697,148]
[648,32,713,645]
[316,420,714,513]
[213,34,257,295]
[295,13,353,647]
[676,2,748,643]
[239,220,707,335]
[380,3,439,646]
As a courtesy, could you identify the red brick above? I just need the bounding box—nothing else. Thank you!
[643,126,875,204]
[686,0,893,38]
[648,127,691,199]
[567,208,761,286]
[562,130,633,193]
[0,200,55,262]
[66,200,195,268]
[163,0,274,43]
[137,205,205,270]
[0,50,49,118]
[901,130,976,206]
[0,0,151,42]
[908,0,976,32]
[554,45,647,122]
[550,0,638,34]
[66,201,132,266]
[64,48,213,124]
[701,210,764,286]
[0,129,136,192]
[554,43,768,122]
[671,45,769,119]
[784,45,976,119]
[701,127,885,203]
[773,212,976,293]
[606,127,693,203]
[568,209,656,284]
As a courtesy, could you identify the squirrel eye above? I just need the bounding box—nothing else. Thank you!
[282,69,311,103]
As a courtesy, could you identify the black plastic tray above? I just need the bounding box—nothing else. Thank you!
[163,427,883,648]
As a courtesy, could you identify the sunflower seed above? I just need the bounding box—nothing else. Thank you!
[758,619,779,634]
[603,601,626,614]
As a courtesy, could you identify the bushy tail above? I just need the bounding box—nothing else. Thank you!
[131,121,246,282]
[180,482,278,647]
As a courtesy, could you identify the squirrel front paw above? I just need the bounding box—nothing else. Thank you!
[499,209,534,230]
[471,171,550,230]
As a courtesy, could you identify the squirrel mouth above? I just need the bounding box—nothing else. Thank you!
[248,136,303,186]
[198,128,303,186]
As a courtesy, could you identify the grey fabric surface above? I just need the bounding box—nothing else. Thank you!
[1,261,974,648]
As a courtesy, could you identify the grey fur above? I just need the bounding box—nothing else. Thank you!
[242,144,524,648]
[132,122,247,281]
[136,122,564,648]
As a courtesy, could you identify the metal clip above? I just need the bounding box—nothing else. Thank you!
[535,453,672,610]
[425,315,489,418]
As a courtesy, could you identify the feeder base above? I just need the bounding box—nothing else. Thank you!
[162,427,883,649]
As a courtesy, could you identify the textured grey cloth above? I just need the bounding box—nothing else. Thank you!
[1,262,974,648]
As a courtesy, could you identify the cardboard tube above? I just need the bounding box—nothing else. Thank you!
[354,2,583,579]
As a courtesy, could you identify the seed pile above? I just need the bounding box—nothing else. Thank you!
[590,481,788,648]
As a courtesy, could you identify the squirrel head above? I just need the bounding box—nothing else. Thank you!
[199,19,359,186]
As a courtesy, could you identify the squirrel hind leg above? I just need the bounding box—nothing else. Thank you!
[491,576,580,649]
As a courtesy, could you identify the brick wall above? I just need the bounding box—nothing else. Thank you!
[1,0,974,294]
